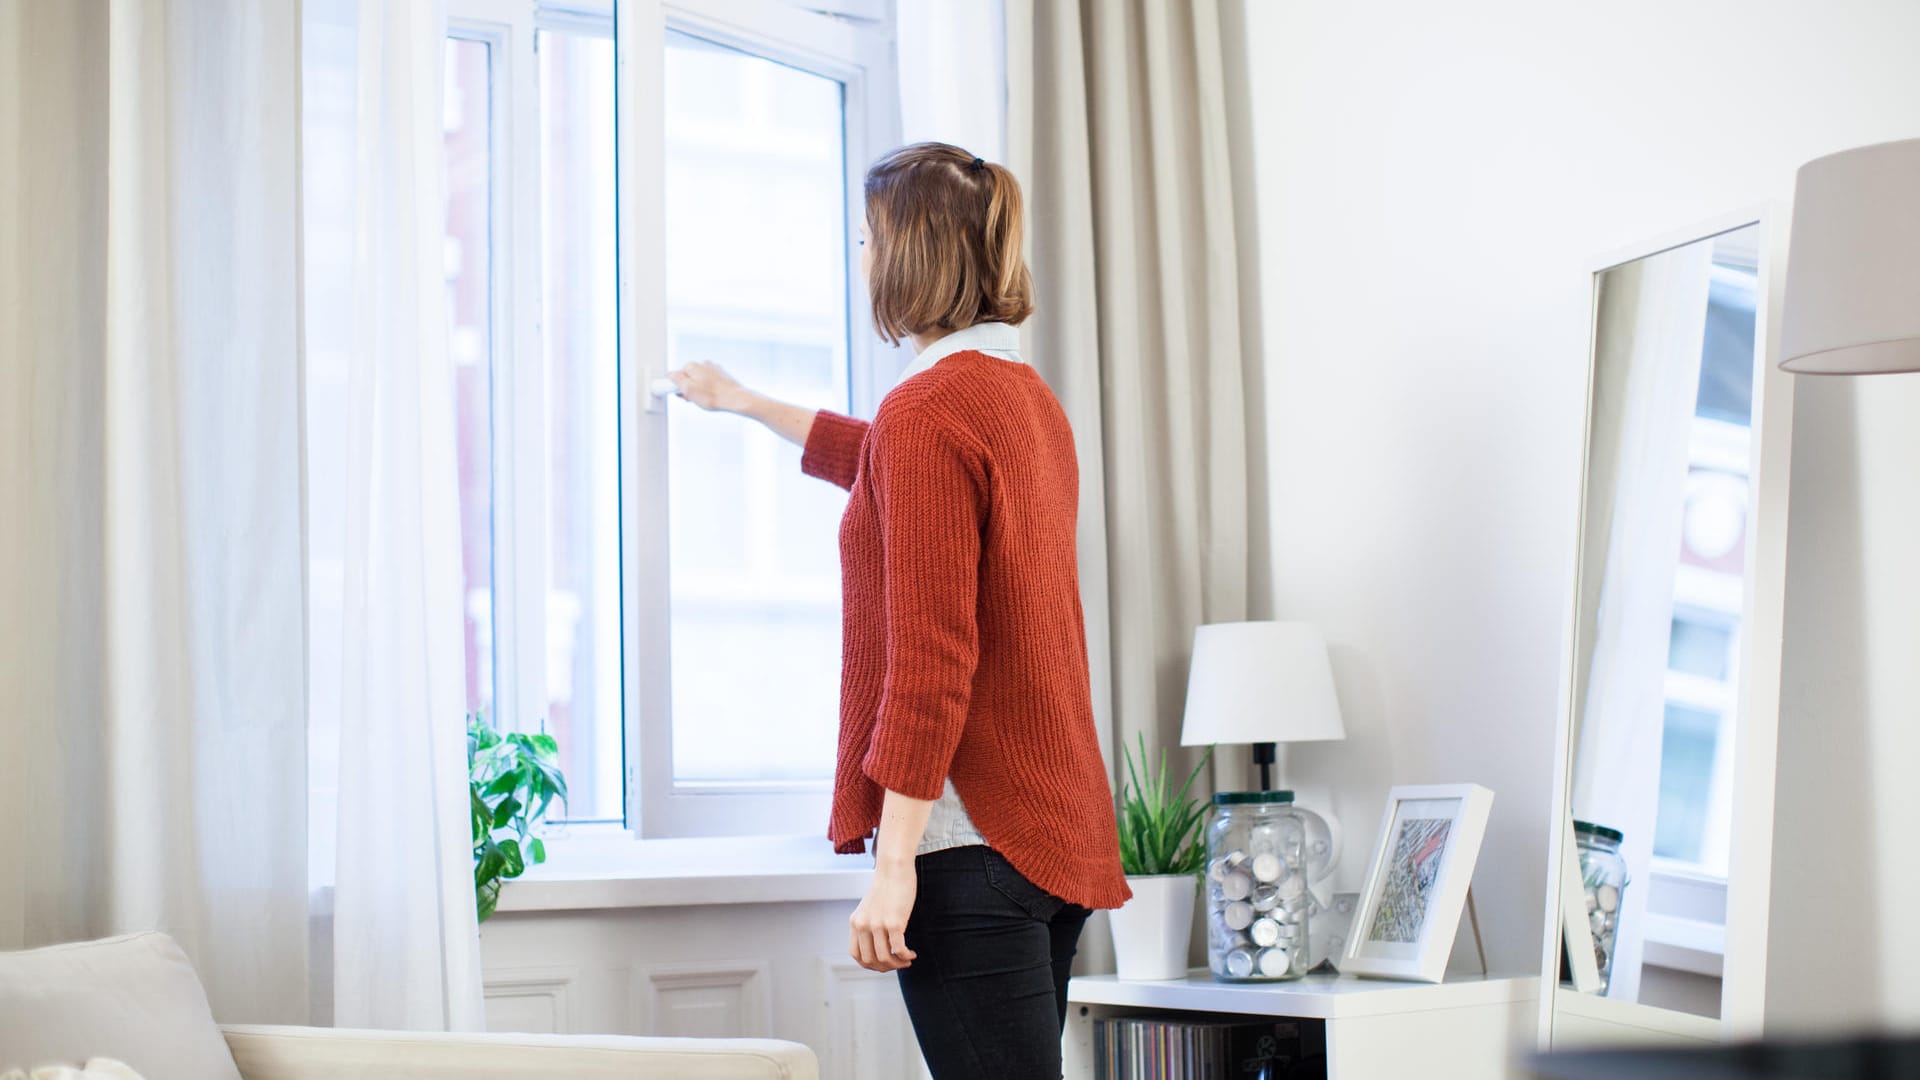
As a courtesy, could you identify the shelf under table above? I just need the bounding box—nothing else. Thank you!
[1065,971,1541,1079]
[1069,969,1537,1019]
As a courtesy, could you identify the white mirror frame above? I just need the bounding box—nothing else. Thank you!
[1537,206,1796,1047]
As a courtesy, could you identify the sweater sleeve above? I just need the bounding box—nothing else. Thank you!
[800,409,870,491]
[858,408,986,801]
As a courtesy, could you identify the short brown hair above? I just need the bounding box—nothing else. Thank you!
[864,142,1034,346]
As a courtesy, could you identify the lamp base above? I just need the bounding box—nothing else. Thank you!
[1250,744,1342,887]
[1253,741,1277,790]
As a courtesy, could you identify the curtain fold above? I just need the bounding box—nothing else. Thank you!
[0,0,309,1024]
[301,0,486,1031]
[1005,0,1255,798]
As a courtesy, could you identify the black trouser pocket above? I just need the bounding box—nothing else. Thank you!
[981,847,1065,921]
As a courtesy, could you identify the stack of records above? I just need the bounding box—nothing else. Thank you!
[1093,1016,1304,1078]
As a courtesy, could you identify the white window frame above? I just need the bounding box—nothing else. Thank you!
[445,5,547,769]
[1644,331,1759,967]
[448,0,899,838]
[620,0,900,839]
[452,1,633,824]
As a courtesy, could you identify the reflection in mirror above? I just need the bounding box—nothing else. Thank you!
[1565,225,1760,1024]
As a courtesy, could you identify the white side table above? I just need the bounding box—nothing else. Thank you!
[1066,970,1539,1079]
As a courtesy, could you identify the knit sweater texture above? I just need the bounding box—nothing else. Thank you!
[801,350,1131,911]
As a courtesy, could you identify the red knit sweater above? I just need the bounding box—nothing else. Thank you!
[801,350,1131,911]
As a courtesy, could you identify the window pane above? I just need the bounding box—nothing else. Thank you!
[443,37,496,718]
[1666,616,1731,681]
[1694,264,1757,426]
[664,34,849,785]
[540,28,623,821]
[1654,704,1719,863]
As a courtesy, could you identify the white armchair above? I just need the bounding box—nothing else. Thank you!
[222,1025,817,1080]
[0,934,817,1080]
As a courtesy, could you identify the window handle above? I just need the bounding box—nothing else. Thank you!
[647,376,681,413]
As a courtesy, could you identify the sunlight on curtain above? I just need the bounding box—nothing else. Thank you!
[302,0,485,1031]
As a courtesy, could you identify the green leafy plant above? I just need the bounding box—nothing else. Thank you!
[1116,733,1213,877]
[469,714,568,923]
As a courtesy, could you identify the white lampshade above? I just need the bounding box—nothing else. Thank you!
[1779,137,1920,374]
[1179,621,1345,747]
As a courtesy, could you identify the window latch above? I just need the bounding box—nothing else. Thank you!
[647,376,681,413]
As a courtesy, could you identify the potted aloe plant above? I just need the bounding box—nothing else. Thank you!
[1109,734,1212,980]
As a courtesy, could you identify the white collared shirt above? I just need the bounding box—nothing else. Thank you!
[887,322,1023,856]
[897,320,1025,384]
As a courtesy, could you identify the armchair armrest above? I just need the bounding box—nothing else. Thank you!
[221,1025,818,1080]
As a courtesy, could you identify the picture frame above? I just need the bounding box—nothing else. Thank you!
[1340,783,1495,983]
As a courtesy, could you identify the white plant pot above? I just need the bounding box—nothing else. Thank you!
[1109,874,1196,981]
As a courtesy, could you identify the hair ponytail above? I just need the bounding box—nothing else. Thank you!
[979,161,1033,325]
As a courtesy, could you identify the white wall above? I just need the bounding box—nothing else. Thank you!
[1235,0,1920,1017]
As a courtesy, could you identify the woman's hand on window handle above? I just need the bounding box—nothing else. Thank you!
[668,361,753,413]
[667,361,819,448]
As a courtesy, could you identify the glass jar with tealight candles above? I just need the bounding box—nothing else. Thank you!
[1573,820,1629,994]
[1204,791,1312,981]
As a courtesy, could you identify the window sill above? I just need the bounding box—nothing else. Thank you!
[1642,913,1726,977]
[1641,864,1726,977]
[494,830,873,913]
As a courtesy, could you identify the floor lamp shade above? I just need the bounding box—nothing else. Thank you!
[1180,622,1345,747]
[1779,137,1920,374]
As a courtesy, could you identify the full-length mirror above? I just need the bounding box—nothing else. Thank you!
[1544,215,1794,1048]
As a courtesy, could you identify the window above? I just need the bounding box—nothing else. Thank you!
[1651,250,1758,877]
[538,23,624,821]
[444,0,897,836]
[664,35,853,787]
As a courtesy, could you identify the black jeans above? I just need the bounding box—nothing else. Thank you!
[897,845,1091,1080]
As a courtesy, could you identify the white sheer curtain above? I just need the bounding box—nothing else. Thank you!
[0,0,308,1023]
[301,0,485,1031]
[1570,242,1714,1001]
[0,0,481,1031]
[897,0,1006,156]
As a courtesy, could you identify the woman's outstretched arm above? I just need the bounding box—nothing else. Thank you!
[668,361,818,446]
[670,360,869,489]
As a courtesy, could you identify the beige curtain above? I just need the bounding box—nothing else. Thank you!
[1005,0,1255,798]
[0,0,309,1022]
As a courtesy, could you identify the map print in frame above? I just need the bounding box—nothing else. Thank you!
[1366,817,1452,944]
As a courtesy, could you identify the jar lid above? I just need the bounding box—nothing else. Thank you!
[1573,819,1624,844]
[1213,790,1295,805]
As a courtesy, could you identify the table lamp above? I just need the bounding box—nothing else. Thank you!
[1180,621,1345,791]
[1778,137,1920,375]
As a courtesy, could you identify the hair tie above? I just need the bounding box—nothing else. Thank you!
[969,156,986,173]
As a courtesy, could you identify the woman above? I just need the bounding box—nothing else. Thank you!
[669,142,1127,1078]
